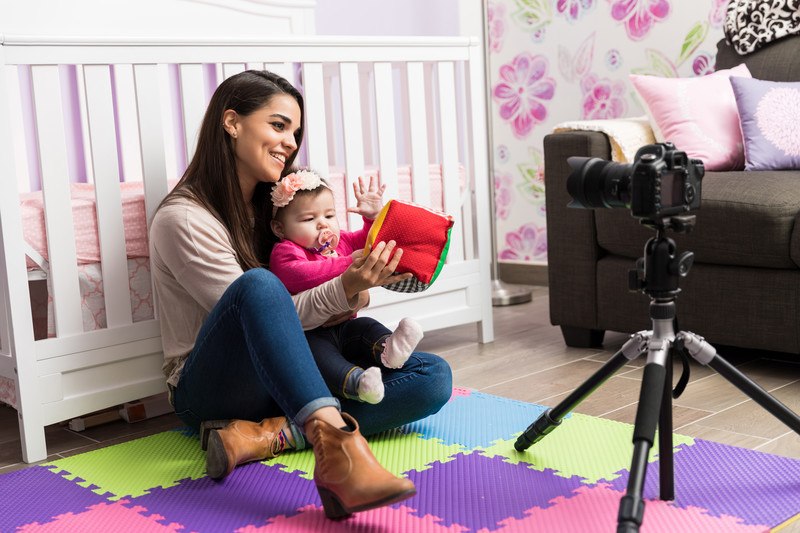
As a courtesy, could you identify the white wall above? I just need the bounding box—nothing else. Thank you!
[315,0,460,36]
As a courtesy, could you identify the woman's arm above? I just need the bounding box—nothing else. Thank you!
[152,203,243,312]
[291,240,411,330]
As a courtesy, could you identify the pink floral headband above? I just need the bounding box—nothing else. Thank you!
[271,169,329,215]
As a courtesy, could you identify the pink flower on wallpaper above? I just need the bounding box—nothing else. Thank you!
[709,0,727,27]
[557,0,594,22]
[610,0,671,41]
[499,223,547,262]
[488,2,506,53]
[581,74,627,119]
[494,172,513,220]
[692,53,714,76]
[493,53,556,139]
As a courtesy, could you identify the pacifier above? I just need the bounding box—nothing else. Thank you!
[310,229,339,255]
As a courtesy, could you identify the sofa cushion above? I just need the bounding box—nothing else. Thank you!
[629,64,750,171]
[594,170,800,269]
[730,76,800,171]
[716,34,800,82]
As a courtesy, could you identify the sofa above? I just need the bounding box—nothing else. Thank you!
[544,35,800,355]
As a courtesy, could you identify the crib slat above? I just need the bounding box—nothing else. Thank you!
[437,61,464,262]
[112,64,144,182]
[31,66,84,336]
[468,44,495,343]
[339,63,366,230]
[406,62,431,207]
[179,64,207,161]
[133,64,170,226]
[373,63,399,202]
[6,66,31,193]
[302,63,330,177]
[223,63,246,80]
[265,62,293,82]
[83,65,133,328]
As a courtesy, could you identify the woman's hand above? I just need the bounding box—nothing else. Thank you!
[340,240,412,299]
[346,176,386,220]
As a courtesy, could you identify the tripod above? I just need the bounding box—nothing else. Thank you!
[515,216,800,533]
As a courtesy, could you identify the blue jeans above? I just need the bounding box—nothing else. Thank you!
[305,317,392,400]
[173,269,453,447]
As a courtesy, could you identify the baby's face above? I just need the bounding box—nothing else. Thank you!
[278,188,341,253]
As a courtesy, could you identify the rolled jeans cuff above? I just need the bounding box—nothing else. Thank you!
[293,396,341,444]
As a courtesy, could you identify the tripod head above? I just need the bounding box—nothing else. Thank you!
[628,215,696,300]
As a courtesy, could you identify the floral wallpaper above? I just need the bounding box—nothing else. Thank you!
[488,0,727,265]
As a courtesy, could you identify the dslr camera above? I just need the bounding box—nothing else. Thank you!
[566,142,704,220]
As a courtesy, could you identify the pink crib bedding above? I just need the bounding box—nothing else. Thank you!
[21,182,151,268]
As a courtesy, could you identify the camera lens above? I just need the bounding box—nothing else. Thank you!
[566,157,632,209]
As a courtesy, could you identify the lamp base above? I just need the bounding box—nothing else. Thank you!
[491,279,533,306]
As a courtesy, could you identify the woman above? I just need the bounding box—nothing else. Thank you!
[148,70,452,518]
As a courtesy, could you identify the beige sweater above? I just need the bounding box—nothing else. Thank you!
[149,197,355,386]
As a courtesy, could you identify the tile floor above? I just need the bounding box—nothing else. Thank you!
[2,285,800,527]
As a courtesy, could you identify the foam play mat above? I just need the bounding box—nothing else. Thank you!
[2,389,799,532]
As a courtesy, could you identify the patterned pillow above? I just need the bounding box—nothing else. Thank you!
[629,63,751,171]
[730,76,800,171]
[363,200,453,293]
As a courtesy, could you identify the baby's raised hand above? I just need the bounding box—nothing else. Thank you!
[346,175,386,220]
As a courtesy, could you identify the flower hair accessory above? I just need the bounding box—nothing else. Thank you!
[271,169,327,214]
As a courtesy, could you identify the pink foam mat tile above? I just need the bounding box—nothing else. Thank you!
[238,503,470,532]
[16,500,184,532]
[485,484,770,533]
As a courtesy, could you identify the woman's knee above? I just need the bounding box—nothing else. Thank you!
[228,268,291,305]
[414,351,453,410]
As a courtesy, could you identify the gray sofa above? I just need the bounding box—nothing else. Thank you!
[544,35,800,355]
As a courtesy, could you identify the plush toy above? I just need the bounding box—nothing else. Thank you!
[363,199,454,293]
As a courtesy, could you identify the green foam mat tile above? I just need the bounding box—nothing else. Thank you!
[45,430,205,500]
[267,428,465,480]
[481,412,694,483]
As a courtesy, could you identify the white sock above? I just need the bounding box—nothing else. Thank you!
[381,318,424,369]
[357,367,384,404]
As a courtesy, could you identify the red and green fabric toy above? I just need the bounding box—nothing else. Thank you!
[363,199,454,293]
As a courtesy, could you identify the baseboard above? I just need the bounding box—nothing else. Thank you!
[497,262,548,286]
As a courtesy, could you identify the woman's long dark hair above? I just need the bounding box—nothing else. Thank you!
[159,70,304,270]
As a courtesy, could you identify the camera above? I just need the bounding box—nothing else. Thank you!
[566,142,704,220]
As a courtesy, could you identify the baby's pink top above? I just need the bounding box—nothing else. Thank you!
[270,218,373,295]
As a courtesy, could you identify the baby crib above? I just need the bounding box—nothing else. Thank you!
[0,33,494,463]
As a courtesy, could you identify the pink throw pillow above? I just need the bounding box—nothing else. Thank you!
[630,63,751,171]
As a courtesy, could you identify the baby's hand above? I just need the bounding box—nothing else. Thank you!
[346,175,386,220]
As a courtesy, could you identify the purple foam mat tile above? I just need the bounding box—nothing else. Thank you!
[128,462,319,532]
[0,465,110,531]
[399,451,587,531]
[609,439,800,527]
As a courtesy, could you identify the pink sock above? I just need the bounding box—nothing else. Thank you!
[357,367,384,404]
[381,318,424,369]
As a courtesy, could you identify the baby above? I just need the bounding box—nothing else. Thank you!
[268,170,424,404]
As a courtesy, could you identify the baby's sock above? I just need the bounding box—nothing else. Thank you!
[357,366,385,404]
[381,318,424,369]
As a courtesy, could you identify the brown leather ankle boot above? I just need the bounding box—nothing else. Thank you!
[205,417,288,480]
[307,412,416,519]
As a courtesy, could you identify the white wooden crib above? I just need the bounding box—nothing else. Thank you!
[0,33,494,463]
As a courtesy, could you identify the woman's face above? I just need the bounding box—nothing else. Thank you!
[228,93,301,197]
[272,188,341,252]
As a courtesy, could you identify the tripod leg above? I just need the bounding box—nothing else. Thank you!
[618,361,668,533]
[514,332,649,451]
[658,346,674,501]
[680,333,800,434]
